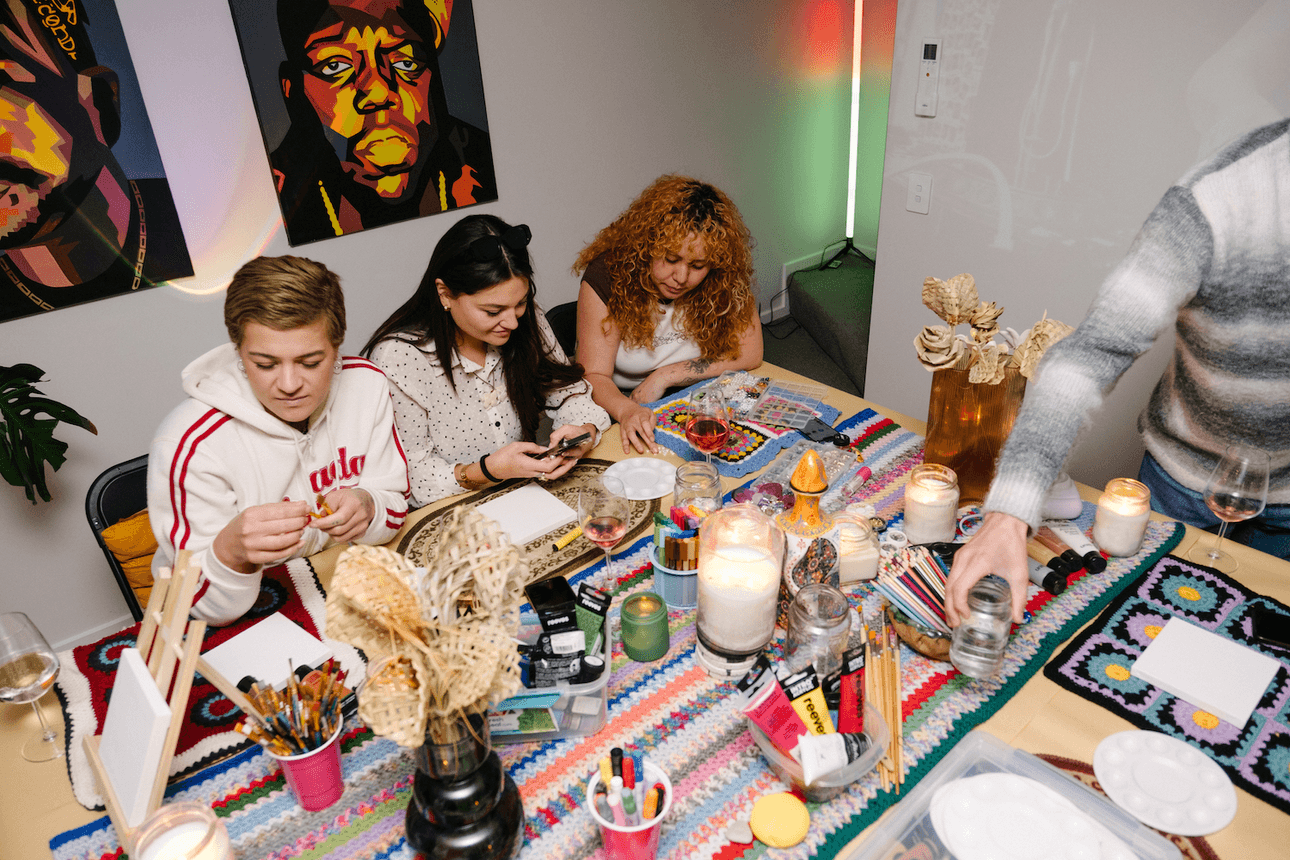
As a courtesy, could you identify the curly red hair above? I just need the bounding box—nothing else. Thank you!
[573,175,756,360]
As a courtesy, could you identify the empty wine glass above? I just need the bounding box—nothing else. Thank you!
[1188,444,1270,573]
[0,612,63,762]
[579,476,630,579]
[685,387,731,464]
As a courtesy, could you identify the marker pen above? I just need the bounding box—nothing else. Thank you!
[610,747,623,779]
[599,756,612,787]
[606,790,627,826]
[621,788,639,825]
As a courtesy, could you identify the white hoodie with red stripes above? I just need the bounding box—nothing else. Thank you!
[148,343,410,625]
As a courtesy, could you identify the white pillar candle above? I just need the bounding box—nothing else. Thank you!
[696,546,781,653]
[1093,478,1151,557]
[132,802,232,860]
[903,464,960,545]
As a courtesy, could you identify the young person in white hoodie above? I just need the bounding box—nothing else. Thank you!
[148,256,411,625]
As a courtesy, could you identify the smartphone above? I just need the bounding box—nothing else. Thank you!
[1252,606,1290,652]
[801,416,850,446]
[535,431,591,459]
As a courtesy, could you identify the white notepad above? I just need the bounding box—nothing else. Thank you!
[1130,616,1280,727]
[201,612,333,690]
[99,647,171,828]
[473,484,577,546]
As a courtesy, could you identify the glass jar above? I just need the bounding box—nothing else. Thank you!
[834,511,880,583]
[695,504,785,679]
[784,583,852,678]
[903,463,960,545]
[1093,478,1151,557]
[949,575,1012,679]
[674,462,723,516]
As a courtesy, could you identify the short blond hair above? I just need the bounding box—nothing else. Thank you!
[224,255,346,346]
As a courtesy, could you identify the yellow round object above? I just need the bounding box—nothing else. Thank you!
[750,792,810,847]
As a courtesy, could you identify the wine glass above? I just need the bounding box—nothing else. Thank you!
[685,387,731,464]
[579,477,631,579]
[0,612,63,762]
[1188,444,1270,573]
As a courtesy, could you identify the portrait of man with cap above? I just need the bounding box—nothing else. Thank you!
[0,0,193,323]
[231,0,497,245]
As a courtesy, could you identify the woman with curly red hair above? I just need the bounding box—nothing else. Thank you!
[574,175,763,453]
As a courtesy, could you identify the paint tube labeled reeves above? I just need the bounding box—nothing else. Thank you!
[741,670,810,756]
[781,665,835,735]
[835,648,866,734]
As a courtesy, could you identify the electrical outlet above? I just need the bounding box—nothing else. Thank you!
[907,172,932,214]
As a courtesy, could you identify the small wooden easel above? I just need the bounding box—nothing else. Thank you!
[81,549,260,851]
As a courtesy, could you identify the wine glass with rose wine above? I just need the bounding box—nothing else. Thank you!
[580,477,631,579]
[1187,444,1270,573]
[0,612,63,762]
[685,388,731,464]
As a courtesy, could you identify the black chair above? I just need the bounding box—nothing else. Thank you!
[86,454,150,622]
[545,301,578,358]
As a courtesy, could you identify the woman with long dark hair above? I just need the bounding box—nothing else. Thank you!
[364,214,609,506]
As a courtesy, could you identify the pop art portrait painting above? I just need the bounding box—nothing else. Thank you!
[0,0,193,324]
[228,0,498,246]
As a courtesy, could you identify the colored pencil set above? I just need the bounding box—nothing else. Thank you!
[235,658,347,756]
[871,546,951,634]
[592,748,665,826]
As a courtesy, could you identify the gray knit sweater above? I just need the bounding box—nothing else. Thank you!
[985,119,1290,528]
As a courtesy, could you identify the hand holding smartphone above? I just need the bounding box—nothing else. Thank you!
[535,431,591,460]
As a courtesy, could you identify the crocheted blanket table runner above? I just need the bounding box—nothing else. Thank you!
[53,557,366,812]
[1044,553,1290,816]
[649,379,841,477]
[50,408,1185,860]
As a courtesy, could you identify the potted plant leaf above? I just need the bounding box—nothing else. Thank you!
[0,364,97,503]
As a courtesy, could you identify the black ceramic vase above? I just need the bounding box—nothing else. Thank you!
[404,713,524,859]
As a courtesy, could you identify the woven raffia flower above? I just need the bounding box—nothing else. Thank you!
[922,273,980,326]
[968,342,1008,384]
[969,301,1003,343]
[914,325,965,370]
[1014,313,1075,378]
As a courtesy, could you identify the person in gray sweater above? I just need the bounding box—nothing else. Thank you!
[946,118,1290,625]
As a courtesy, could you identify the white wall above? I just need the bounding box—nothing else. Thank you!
[868,0,1290,494]
[2,0,862,648]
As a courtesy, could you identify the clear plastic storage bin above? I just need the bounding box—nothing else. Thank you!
[747,700,889,802]
[488,611,613,744]
[841,730,1182,860]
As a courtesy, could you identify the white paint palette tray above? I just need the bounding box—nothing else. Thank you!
[842,731,1182,860]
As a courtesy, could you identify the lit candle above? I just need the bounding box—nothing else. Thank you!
[621,592,669,662]
[131,802,232,860]
[695,505,785,679]
[1093,478,1151,557]
[834,511,880,583]
[903,464,960,545]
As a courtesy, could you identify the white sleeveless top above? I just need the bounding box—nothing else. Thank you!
[612,302,702,391]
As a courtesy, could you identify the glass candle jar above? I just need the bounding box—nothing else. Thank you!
[784,583,852,678]
[834,511,880,583]
[903,463,960,545]
[1093,478,1151,557]
[131,801,233,860]
[949,575,1012,679]
[621,592,670,662]
[674,462,723,517]
[695,504,785,679]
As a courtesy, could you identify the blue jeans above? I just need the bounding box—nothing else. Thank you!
[1139,453,1290,560]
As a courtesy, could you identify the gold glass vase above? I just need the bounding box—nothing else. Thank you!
[922,366,1026,504]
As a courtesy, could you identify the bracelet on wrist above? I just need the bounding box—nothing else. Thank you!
[455,462,487,491]
[478,453,500,483]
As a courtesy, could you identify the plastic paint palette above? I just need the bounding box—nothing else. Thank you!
[746,381,829,429]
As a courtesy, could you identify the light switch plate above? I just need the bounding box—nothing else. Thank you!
[907,172,932,214]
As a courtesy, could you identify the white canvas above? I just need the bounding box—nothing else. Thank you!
[1131,616,1280,727]
[473,484,577,547]
[98,647,171,828]
[201,613,332,691]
